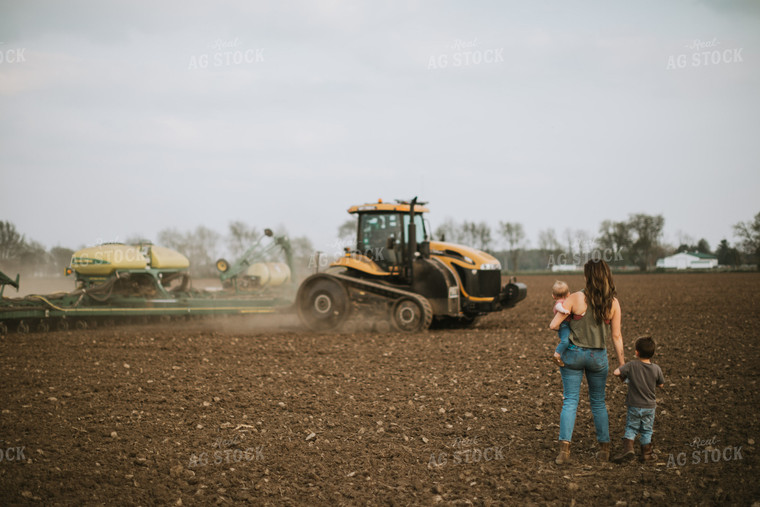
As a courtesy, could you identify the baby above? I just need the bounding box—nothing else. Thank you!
[550,280,571,367]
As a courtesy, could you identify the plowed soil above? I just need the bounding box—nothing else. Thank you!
[1,273,758,505]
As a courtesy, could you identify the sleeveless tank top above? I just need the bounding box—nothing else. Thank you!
[568,292,611,349]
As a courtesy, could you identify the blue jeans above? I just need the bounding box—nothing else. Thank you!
[555,321,570,356]
[623,407,656,445]
[559,345,610,443]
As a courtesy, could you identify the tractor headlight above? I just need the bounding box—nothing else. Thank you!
[479,262,501,271]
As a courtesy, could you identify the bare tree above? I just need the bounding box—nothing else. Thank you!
[628,213,665,271]
[434,218,460,243]
[734,211,760,269]
[538,228,561,268]
[50,246,75,276]
[192,226,221,275]
[474,222,493,251]
[563,228,575,259]
[676,231,695,248]
[125,234,152,245]
[461,221,493,251]
[337,218,357,248]
[499,221,526,272]
[22,240,49,276]
[574,229,592,260]
[597,220,632,253]
[538,228,561,253]
[0,221,26,262]
[158,226,221,277]
[289,235,315,281]
[227,221,260,259]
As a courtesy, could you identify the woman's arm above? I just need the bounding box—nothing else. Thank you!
[610,298,624,367]
[549,292,580,330]
[549,310,566,330]
[549,294,575,331]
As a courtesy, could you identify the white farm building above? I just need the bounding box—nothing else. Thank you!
[656,252,718,270]
[551,264,582,272]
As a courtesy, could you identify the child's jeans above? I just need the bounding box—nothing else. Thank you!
[623,406,656,445]
[555,321,570,357]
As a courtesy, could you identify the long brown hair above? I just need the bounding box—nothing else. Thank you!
[584,259,616,324]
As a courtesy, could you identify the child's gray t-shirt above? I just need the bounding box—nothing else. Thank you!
[618,360,664,409]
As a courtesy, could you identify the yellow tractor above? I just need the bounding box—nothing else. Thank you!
[296,198,527,332]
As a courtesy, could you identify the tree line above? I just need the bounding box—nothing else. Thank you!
[427,212,759,272]
[2,211,758,278]
[0,222,74,277]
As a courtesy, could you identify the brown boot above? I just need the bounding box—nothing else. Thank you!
[612,438,635,463]
[555,441,571,465]
[596,441,611,462]
[641,443,655,463]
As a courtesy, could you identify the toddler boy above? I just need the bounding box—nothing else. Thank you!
[612,336,665,463]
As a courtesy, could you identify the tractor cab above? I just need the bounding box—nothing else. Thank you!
[343,199,429,275]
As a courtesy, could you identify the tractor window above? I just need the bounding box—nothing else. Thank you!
[402,214,427,243]
[359,213,401,258]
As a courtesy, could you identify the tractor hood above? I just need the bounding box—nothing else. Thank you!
[429,241,501,271]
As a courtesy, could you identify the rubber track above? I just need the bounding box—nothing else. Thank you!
[327,273,433,331]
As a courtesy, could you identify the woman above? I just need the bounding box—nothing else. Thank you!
[549,259,624,464]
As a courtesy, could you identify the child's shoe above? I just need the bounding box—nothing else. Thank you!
[640,443,655,463]
[551,353,564,367]
[612,438,635,463]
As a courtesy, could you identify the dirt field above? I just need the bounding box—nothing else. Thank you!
[0,273,758,505]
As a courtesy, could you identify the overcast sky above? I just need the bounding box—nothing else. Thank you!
[1,0,758,258]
